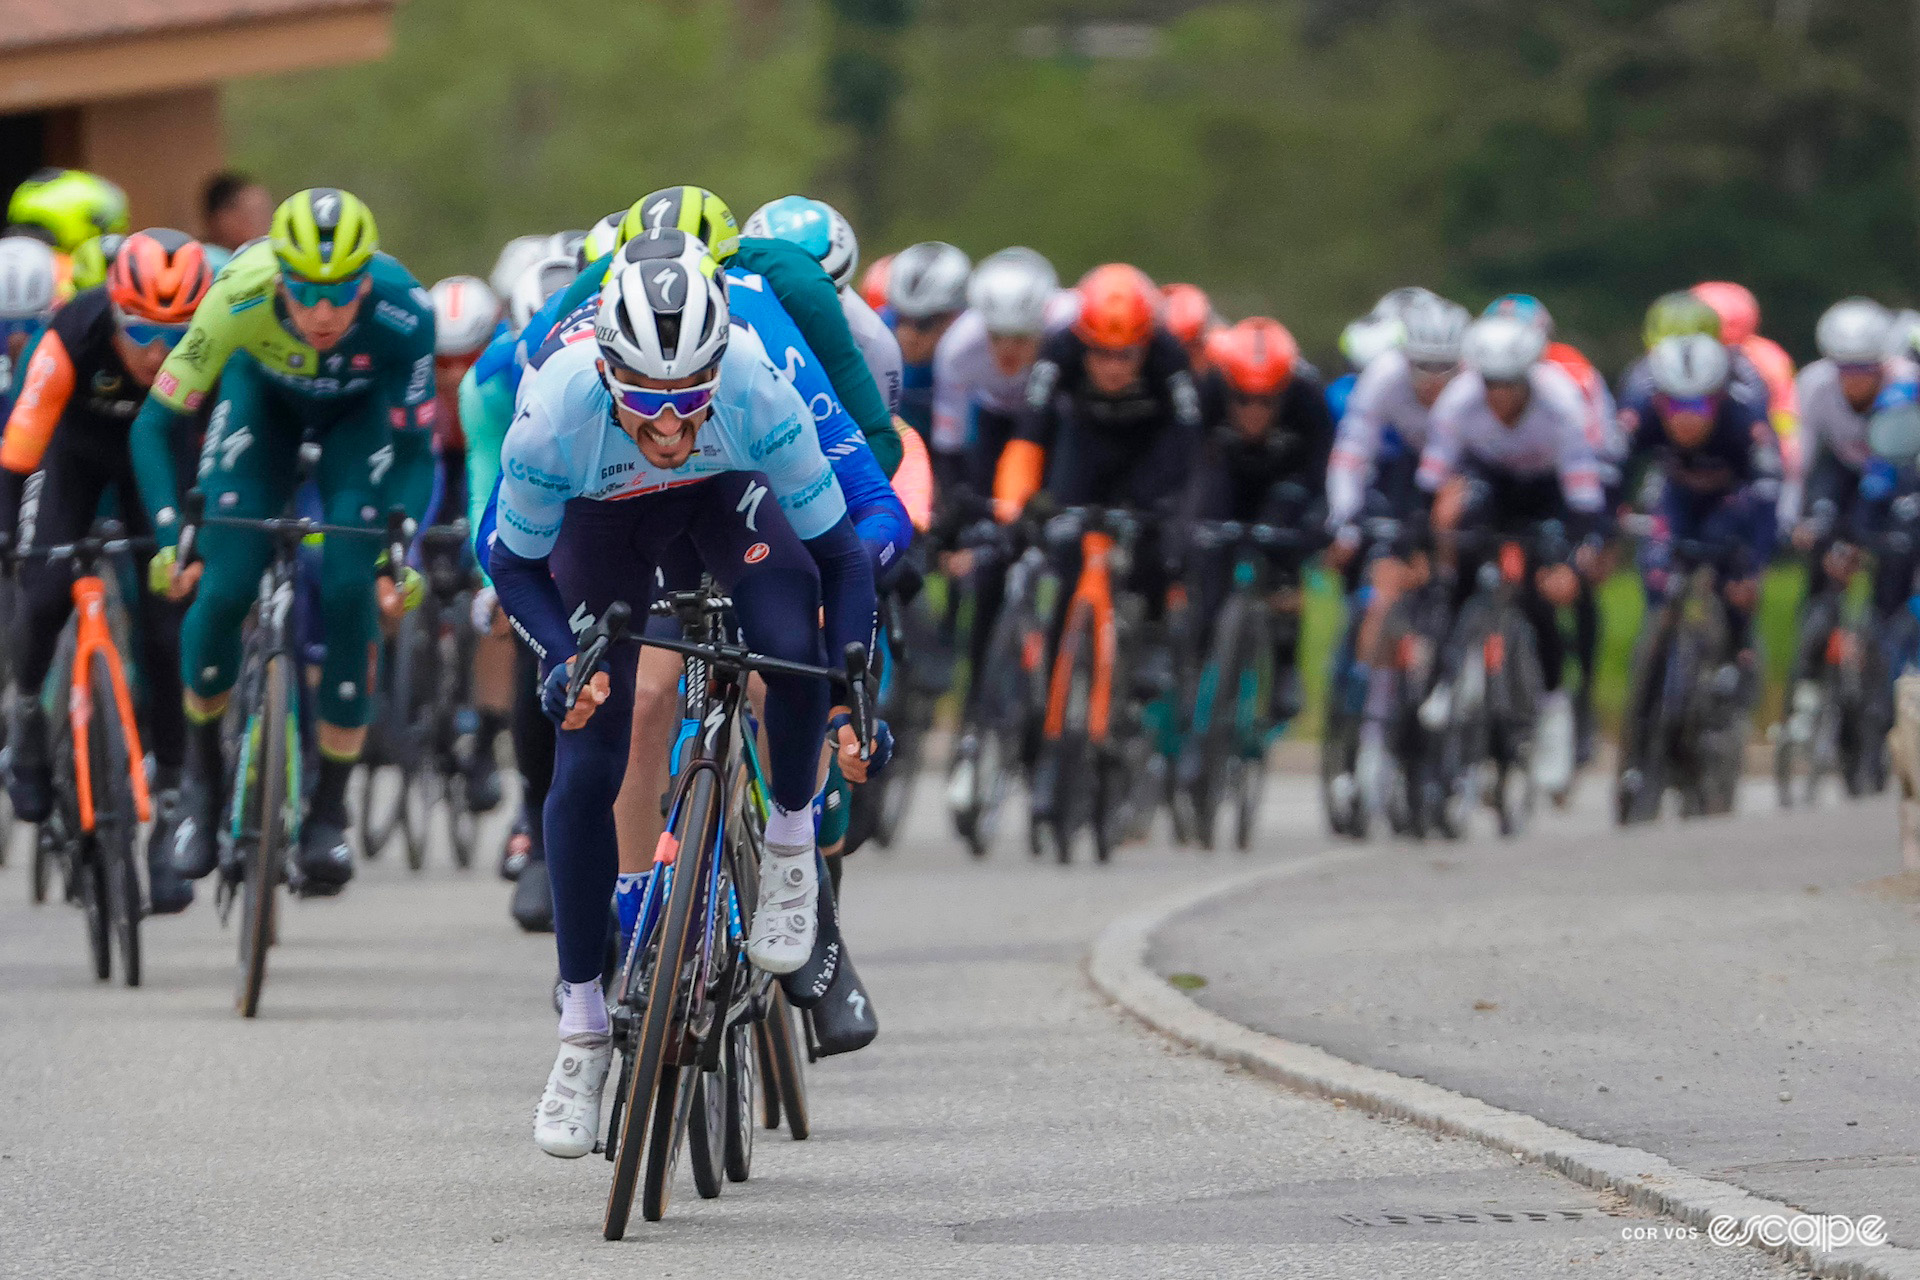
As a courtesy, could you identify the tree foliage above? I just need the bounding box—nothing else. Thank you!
[228,0,1920,366]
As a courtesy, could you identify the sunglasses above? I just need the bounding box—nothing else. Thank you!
[1837,361,1883,377]
[896,314,952,333]
[1411,360,1459,376]
[601,368,718,420]
[283,272,367,307]
[114,307,188,349]
[1655,393,1715,417]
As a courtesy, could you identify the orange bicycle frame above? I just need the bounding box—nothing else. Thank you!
[1043,530,1119,744]
[67,573,152,832]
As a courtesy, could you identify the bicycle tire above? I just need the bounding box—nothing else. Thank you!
[723,1021,755,1182]
[1190,596,1253,849]
[1042,608,1096,865]
[237,654,290,1019]
[963,596,1041,857]
[686,1066,727,1199]
[78,834,110,981]
[89,657,141,988]
[31,825,52,904]
[754,1016,782,1131]
[764,986,810,1141]
[604,767,717,1238]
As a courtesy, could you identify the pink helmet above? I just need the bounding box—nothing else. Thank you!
[1691,281,1760,345]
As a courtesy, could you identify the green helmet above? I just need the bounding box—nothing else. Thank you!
[7,169,129,254]
[270,187,379,282]
[618,186,740,262]
[67,233,125,292]
[1643,290,1722,350]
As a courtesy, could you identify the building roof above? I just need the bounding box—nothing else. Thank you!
[0,0,391,54]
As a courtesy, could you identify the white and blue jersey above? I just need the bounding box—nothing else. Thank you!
[493,327,847,561]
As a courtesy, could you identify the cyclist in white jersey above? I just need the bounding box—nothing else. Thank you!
[1329,295,1470,806]
[1420,315,1604,796]
[1785,298,1918,735]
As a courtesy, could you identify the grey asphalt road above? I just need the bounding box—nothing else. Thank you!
[1157,779,1920,1249]
[0,777,1806,1278]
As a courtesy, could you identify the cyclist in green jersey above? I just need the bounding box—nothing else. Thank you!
[130,188,438,893]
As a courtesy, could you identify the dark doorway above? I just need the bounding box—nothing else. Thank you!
[0,113,48,214]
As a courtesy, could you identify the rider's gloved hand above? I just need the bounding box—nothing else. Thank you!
[828,709,893,784]
[470,584,499,634]
[147,545,177,596]
[540,656,609,729]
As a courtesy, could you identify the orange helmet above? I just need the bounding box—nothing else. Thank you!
[107,228,212,324]
[1162,283,1215,346]
[1691,281,1759,346]
[1208,317,1297,396]
[859,253,893,312]
[1073,264,1157,350]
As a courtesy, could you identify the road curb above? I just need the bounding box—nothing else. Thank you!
[1087,854,1920,1280]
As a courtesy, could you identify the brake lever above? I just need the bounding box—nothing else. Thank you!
[842,641,873,761]
[564,601,631,711]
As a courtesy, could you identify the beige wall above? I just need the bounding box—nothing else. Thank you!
[78,88,225,234]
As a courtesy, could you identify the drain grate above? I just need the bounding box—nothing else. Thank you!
[1339,1207,1626,1227]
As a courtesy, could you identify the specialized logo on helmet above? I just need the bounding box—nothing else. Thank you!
[642,263,688,312]
[312,190,341,228]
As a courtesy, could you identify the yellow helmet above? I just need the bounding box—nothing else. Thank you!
[617,186,739,262]
[7,169,129,254]
[270,187,379,282]
[67,233,125,292]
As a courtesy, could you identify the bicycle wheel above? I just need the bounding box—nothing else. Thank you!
[604,768,717,1238]
[31,821,54,904]
[88,657,141,988]
[723,1021,755,1182]
[763,986,810,1141]
[754,1015,782,1131]
[686,1065,727,1199]
[1039,611,1095,865]
[77,839,110,981]
[237,654,291,1019]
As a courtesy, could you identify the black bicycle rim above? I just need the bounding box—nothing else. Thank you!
[90,659,141,988]
[238,655,289,1018]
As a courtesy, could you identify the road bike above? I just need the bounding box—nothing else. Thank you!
[1616,532,1751,824]
[590,592,869,1236]
[177,489,411,1017]
[15,521,154,985]
[1029,506,1155,864]
[1176,518,1320,850]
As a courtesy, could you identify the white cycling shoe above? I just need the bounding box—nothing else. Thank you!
[1533,691,1575,796]
[748,842,818,975]
[534,1038,613,1159]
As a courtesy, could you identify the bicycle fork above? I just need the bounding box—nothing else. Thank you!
[67,577,152,833]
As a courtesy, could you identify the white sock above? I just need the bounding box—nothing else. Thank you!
[557,979,609,1045]
[766,803,813,852]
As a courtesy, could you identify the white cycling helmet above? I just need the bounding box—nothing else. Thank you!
[580,212,625,268]
[0,235,56,319]
[430,275,501,357]
[596,229,729,380]
[1369,285,1438,324]
[507,253,578,332]
[490,234,549,301]
[1340,315,1405,371]
[1400,295,1471,366]
[1815,298,1893,365]
[887,241,971,319]
[1647,333,1731,398]
[744,196,860,291]
[1463,314,1546,382]
[967,247,1058,337]
[546,229,588,265]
